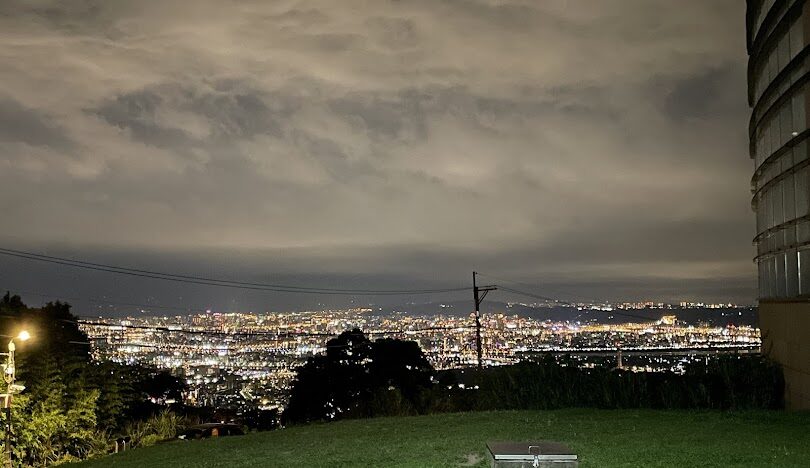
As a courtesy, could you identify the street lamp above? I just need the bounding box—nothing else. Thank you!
[2,331,29,468]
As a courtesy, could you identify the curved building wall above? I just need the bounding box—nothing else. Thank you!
[748,0,810,299]
[748,0,810,409]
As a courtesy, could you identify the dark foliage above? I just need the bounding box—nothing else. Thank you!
[284,329,435,424]
[434,354,784,412]
[285,331,784,424]
[0,292,191,465]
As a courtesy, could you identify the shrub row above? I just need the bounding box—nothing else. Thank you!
[424,354,785,414]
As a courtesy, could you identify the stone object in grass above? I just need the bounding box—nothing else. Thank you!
[486,441,578,468]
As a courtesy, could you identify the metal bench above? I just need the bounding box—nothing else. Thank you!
[487,441,578,467]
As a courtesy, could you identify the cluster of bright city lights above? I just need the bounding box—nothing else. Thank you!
[79,303,759,411]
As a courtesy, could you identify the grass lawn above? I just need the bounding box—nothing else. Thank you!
[69,409,810,467]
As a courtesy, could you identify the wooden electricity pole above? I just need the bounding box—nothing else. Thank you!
[473,271,496,370]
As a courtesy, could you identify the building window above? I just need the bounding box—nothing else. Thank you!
[754,15,804,103]
[800,248,810,294]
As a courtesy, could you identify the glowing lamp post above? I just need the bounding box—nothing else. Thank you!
[2,331,29,468]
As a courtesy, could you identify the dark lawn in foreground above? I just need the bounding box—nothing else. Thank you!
[69,409,810,467]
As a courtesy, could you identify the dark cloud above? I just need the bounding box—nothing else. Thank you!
[329,90,430,141]
[93,88,193,147]
[663,64,744,121]
[0,97,73,149]
[0,0,755,308]
[93,81,291,144]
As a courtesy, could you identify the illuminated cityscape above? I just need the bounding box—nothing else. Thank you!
[2,0,810,465]
[80,303,760,412]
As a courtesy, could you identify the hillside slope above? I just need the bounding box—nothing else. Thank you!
[69,409,810,467]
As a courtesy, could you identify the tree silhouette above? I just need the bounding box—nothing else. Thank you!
[284,329,435,424]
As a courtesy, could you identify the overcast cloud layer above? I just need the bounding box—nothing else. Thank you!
[0,0,755,311]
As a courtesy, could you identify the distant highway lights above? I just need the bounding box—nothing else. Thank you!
[2,330,30,468]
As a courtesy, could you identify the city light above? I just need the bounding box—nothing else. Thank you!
[80,303,759,411]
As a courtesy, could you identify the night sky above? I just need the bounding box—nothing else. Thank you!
[0,1,755,313]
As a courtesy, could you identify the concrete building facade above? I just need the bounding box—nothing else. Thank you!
[747,0,810,409]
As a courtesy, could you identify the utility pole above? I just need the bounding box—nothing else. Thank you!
[473,271,496,370]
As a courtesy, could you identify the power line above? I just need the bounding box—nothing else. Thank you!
[497,285,560,304]
[0,281,283,316]
[0,247,469,296]
[0,285,205,315]
[0,282,402,316]
[477,272,671,323]
[476,272,600,304]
